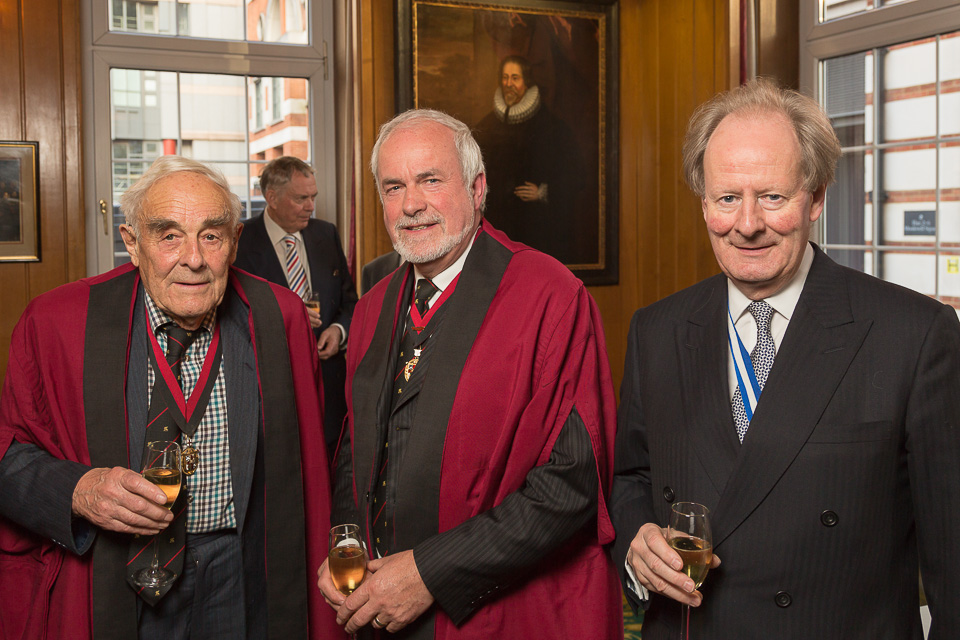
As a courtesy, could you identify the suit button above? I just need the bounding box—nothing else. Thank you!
[820,510,839,527]
[775,591,792,608]
[662,487,675,503]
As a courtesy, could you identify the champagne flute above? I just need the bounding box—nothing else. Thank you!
[305,292,322,326]
[133,440,182,588]
[667,502,712,640]
[328,524,368,596]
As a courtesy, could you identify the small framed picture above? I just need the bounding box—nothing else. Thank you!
[0,141,40,262]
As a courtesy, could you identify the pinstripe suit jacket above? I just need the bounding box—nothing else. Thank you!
[611,244,960,639]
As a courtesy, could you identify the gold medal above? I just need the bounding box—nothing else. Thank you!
[181,445,200,476]
[403,347,423,381]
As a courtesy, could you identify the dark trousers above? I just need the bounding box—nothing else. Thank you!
[138,529,250,640]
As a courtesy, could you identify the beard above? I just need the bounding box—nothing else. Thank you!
[391,213,476,266]
[503,87,520,106]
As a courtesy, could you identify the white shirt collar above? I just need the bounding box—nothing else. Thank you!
[727,242,814,323]
[413,229,478,299]
[263,208,301,247]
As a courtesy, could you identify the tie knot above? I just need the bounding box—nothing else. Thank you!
[414,278,439,316]
[164,324,199,364]
[748,300,773,332]
[283,235,297,250]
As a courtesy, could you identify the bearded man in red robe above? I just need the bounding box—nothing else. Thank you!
[0,156,338,639]
[317,109,622,640]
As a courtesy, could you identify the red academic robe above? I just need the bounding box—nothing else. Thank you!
[0,264,341,639]
[343,223,622,639]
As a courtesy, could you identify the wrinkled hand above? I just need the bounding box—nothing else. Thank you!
[72,466,173,535]
[317,557,347,610]
[317,326,342,360]
[513,181,542,202]
[336,550,434,634]
[306,306,323,329]
[626,523,721,607]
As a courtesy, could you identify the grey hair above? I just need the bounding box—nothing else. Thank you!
[120,155,242,235]
[682,77,841,197]
[370,109,487,211]
[259,156,314,196]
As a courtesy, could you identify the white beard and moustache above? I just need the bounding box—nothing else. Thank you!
[391,213,477,265]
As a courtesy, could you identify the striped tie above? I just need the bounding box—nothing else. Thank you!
[282,235,309,299]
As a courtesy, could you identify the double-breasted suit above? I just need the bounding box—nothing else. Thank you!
[611,244,960,639]
[234,214,358,447]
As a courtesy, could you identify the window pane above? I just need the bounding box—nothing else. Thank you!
[880,38,937,143]
[107,0,309,43]
[821,0,917,23]
[109,66,311,266]
[819,33,960,310]
[880,249,936,295]
[942,32,960,138]
[251,0,309,44]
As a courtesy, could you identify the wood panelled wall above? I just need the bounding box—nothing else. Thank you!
[356,0,732,390]
[0,0,85,384]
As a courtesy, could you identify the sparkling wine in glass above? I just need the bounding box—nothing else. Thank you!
[328,524,368,596]
[133,440,182,589]
[667,501,713,640]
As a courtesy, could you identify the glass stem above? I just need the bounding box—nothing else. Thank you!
[151,536,161,573]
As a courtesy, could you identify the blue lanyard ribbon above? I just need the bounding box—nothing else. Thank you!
[727,305,762,420]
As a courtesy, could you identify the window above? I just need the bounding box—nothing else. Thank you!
[82,1,335,273]
[802,0,960,310]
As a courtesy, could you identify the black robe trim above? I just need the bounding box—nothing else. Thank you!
[232,271,309,639]
[85,268,140,640]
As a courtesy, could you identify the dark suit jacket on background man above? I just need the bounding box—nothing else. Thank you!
[234,213,358,447]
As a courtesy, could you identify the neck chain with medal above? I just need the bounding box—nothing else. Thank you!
[402,273,460,381]
[146,313,223,476]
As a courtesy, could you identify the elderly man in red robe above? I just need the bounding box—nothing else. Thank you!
[0,156,339,639]
[316,109,622,639]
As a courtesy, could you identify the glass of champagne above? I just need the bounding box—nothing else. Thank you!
[328,524,368,596]
[305,292,322,326]
[133,440,182,588]
[667,501,713,640]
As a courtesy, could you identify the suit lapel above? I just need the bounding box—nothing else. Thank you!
[711,248,873,545]
[679,276,741,498]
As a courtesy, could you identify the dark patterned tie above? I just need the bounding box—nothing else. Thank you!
[413,278,438,316]
[126,324,198,603]
[731,300,776,442]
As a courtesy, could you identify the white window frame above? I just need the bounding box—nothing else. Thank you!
[80,0,336,276]
[800,0,960,252]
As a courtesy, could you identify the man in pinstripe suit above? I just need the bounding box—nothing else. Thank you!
[612,78,960,639]
[318,109,622,639]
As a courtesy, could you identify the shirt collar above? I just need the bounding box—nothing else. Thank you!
[263,208,301,247]
[413,227,478,293]
[727,242,814,323]
[144,288,217,336]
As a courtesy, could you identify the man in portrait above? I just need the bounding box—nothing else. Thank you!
[474,55,582,264]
